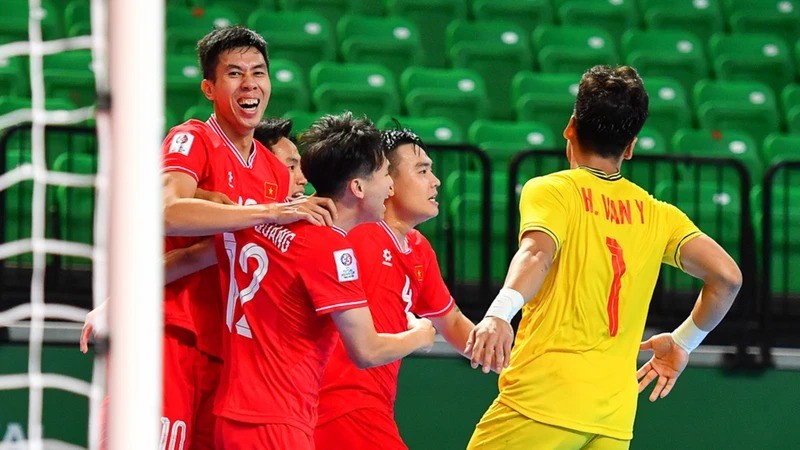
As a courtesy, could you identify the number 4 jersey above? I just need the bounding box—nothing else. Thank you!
[317,221,454,425]
[213,222,368,438]
[499,166,701,440]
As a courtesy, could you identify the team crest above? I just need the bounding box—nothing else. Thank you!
[169,133,194,156]
[334,248,359,282]
[264,181,278,200]
[414,265,424,282]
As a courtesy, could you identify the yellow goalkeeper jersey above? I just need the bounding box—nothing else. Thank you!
[498,166,702,440]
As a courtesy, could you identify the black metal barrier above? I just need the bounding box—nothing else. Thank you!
[0,123,97,311]
[507,150,762,367]
[761,161,800,355]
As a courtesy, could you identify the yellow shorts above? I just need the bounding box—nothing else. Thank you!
[467,399,630,450]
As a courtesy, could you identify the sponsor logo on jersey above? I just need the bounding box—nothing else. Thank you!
[169,132,194,156]
[382,248,392,267]
[334,248,358,282]
[415,264,424,282]
[264,181,278,200]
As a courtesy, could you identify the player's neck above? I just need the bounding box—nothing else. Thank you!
[382,207,413,243]
[331,202,361,233]
[570,151,621,175]
[214,117,254,160]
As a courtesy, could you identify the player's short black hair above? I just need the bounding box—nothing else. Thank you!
[381,120,427,175]
[573,65,649,159]
[300,112,384,199]
[196,26,269,81]
[253,118,293,148]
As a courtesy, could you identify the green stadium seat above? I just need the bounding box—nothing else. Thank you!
[752,184,800,293]
[53,152,96,267]
[279,0,353,29]
[3,148,35,265]
[283,110,324,139]
[248,10,336,75]
[400,66,490,135]
[512,71,578,137]
[532,25,619,74]
[761,133,800,164]
[693,80,781,143]
[782,84,800,133]
[337,15,424,81]
[385,0,467,67]
[621,29,709,95]
[0,0,62,42]
[310,62,400,121]
[376,115,466,145]
[619,126,675,194]
[183,102,214,122]
[672,128,763,183]
[64,0,91,37]
[725,0,800,46]
[447,19,533,120]
[656,179,742,290]
[165,54,206,123]
[642,77,692,146]
[166,5,242,55]
[472,0,554,35]
[43,50,96,108]
[640,0,724,42]
[0,55,29,98]
[468,119,557,168]
[710,33,795,96]
[553,0,639,46]
[268,59,309,117]
[635,126,669,155]
[190,0,277,26]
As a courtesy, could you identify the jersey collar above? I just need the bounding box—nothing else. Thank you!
[578,165,623,181]
[331,225,347,237]
[207,114,257,169]
[379,221,411,254]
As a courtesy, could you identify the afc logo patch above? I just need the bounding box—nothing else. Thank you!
[264,181,278,200]
[414,265,424,282]
[169,133,194,156]
[334,248,358,282]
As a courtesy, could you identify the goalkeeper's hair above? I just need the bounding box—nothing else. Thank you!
[197,26,269,81]
[300,111,384,199]
[574,65,649,159]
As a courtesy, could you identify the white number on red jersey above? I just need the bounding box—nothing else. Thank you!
[223,233,268,339]
[401,275,412,313]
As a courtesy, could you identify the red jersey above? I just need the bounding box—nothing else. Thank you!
[161,115,289,358]
[317,221,454,424]
[214,222,367,437]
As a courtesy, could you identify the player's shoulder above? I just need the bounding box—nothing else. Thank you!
[407,228,432,251]
[521,169,575,195]
[167,119,212,137]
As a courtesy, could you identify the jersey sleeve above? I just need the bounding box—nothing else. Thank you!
[518,175,572,254]
[410,233,454,318]
[660,202,703,271]
[161,122,210,182]
[299,232,368,315]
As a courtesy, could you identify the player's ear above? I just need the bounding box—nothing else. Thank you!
[349,178,365,199]
[623,136,637,160]
[201,79,214,101]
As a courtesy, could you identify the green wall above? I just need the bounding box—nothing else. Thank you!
[2,346,798,449]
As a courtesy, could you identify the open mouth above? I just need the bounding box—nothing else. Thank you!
[237,98,260,111]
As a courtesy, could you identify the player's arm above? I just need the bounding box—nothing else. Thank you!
[429,306,474,358]
[466,230,556,373]
[163,171,337,236]
[638,235,741,401]
[164,238,218,285]
[330,307,436,369]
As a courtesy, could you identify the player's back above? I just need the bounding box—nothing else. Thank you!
[214,222,367,436]
[499,167,701,439]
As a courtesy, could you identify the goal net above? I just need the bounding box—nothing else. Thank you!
[0,1,163,449]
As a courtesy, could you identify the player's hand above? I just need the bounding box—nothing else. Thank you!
[194,188,234,205]
[637,333,690,402]
[265,196,337,227]
[407,312,436,352]
[465,316,513,374]
[79,300,108,354]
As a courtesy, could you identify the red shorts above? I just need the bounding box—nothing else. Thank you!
[215,417,313,450]
[161,326,221,450]
[315,408,407,450]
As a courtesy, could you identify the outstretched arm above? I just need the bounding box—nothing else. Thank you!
[164,238,218,285]
[638,235,741,402]
[466,230,556,373]
[331,308,436,369]
[429,306,474,358]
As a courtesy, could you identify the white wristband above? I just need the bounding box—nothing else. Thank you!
[670,316,709,354]
[485,288,525,324]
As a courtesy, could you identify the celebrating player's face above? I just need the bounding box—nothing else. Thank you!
[271,137,307,199]
[360,157,394,221]
[389,144,440,225]
[203,46,270,138]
